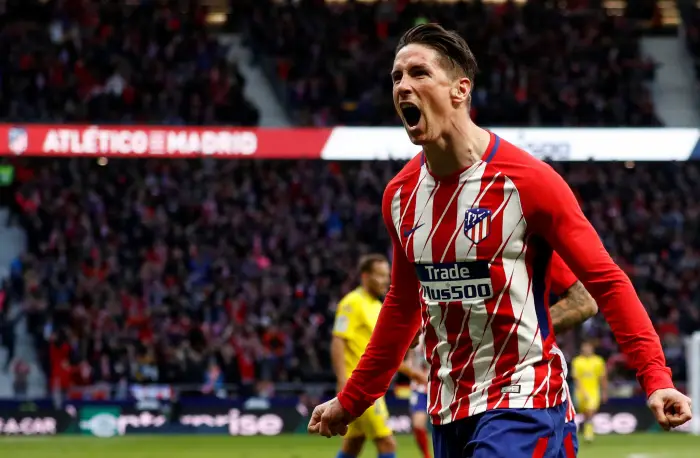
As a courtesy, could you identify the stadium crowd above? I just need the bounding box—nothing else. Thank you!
[3,158,699,398]
[0,0,259,126]
[238,0,661,127]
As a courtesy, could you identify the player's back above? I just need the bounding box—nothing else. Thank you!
[332,287,383,377]
[384,132,569,424]
[572,354,605,391]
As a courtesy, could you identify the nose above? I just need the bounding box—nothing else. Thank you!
[395,77,412,98]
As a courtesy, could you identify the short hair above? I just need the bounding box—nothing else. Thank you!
[358,254,388,275]
[396,23,478,83]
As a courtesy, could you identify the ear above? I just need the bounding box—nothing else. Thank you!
[451,77,472,105]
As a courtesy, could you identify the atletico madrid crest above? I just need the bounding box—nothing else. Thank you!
[464,208,492,244]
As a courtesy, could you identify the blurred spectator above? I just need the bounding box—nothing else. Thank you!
[12,358,30,398]
[0,0,259,125]
[238,0,661,127]
[5,158,699,398]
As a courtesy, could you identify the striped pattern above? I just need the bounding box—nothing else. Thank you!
[388,135,567,425]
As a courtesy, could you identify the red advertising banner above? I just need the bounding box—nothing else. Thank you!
[0,125,333,158]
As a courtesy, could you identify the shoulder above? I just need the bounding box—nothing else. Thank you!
[490,136,562,189]
[490,135,572,222]
[338,291,361,314]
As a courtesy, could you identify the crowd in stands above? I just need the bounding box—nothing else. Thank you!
[238,0,661,127]
[3,158,699,399]
[0,0,259,126]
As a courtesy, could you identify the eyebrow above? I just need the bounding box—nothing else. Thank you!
[390,63,429,79]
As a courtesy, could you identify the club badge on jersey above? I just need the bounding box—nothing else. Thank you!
[464,208,492,244]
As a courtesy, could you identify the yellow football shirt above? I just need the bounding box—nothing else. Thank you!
[572,354,605,393]
[332,287,382,378]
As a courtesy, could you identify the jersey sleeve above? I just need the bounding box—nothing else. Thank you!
[337,184,423,418]
[549,251,578,296]
[523,163,673,398]
[332,296,359,341]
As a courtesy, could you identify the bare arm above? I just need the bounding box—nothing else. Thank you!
[331,336,347,391]
[397,360,428,385]
[550,281,598,333]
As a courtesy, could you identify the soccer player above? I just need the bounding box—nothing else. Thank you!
[309,23,692,457]
[571,341,608,443]
[331,254,428,458]
[405,251,595,458]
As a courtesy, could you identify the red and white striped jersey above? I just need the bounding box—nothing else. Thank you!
[338,133,673,426]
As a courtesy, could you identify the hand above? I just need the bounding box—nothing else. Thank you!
[307,397,355,438]
[647,388,692,431]
[409,331,421,349]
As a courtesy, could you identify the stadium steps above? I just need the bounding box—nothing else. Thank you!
[0,207,45,399]
[641,36,700,126]
[218,33,292,127]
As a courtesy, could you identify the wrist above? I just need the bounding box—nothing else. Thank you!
[640,368,674,399]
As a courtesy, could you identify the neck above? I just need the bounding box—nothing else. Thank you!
[359,285,375,299]
[423,118,491,177]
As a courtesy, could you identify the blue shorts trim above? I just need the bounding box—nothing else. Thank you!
[432,403,568,458]
[410,391,428,415]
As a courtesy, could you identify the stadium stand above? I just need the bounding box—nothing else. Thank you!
[0,0,259,125]
[5,158,699,398]
[238,0,662,127]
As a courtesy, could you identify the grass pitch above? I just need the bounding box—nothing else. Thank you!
[0,434,698,457]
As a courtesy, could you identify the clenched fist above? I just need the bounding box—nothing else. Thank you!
[307,397,356,438]
[647,388,692,431]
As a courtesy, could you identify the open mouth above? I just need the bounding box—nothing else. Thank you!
[400,103,422,128]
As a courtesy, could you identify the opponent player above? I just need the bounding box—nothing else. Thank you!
[405,251,595,458]
[332,254,428,458]
[309,23,691,457]
[572,341,608,443]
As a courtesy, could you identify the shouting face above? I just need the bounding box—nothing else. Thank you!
[391,43,471,145]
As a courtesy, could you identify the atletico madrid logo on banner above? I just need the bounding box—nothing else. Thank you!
[8,127,27,155]
[464,208,492,244]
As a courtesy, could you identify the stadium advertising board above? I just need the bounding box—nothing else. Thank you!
[0,410,73,435]
[78,406,168,438]
[0,402,687,436]
[177,406,300,436]
[1,124,699,161]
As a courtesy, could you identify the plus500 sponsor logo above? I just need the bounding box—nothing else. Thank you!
[179,409,284,436]
[417,262,494,303]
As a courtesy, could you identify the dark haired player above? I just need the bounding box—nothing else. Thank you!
[309,23,691,457]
